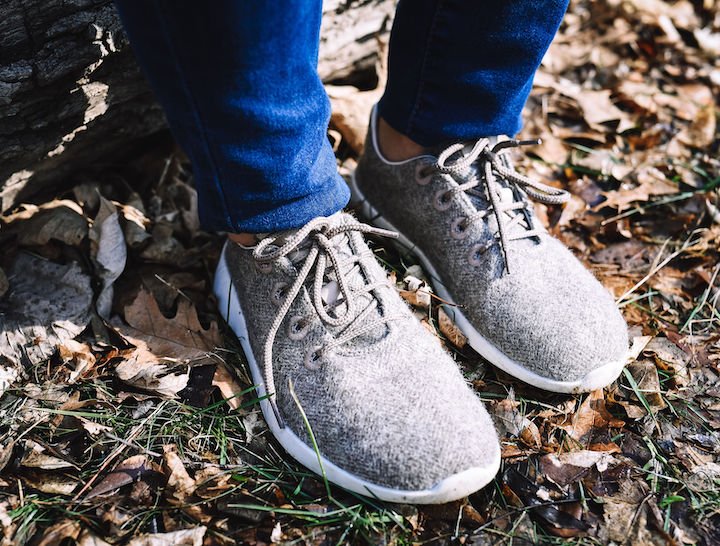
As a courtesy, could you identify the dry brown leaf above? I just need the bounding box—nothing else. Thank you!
[115,356,190,398]
[120,289,221,361]
[20,440,76,470]
[58,339,96,383]
[519,420,542,449]
[77,530,113,546]
[438,307,467,349]
[0,442,14,473]
[212,362,244,410]
[326,50,386,154]
[600,168,679,210]
[163,445,196,504]
[626,360,666,410]
[22,472,79,495]
[560,390,625,442]
[125,527,206,546]
[572,90,635,132]
[113,289,221,397]
[643,337,690,387]
[86,455,160,499]
[36,519,82,546]
[1,200,88,247]
[79,417,112,436]
[194,466,234,499]
[678,104,716,149]
[120,194,152,248]
[540,450,619,487]
[492,397,523,438]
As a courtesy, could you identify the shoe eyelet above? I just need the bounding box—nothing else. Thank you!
[304,346,324,370]
[270,282,288,306]
[450,217,469,240]
[287,316,310,340]
[255,261,272,274]
[433,190,453,211]
[414,163,433,186]
[468,242,491,266]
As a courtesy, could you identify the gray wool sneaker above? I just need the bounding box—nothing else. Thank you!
[351,108,629,393]
[213,212,501,503]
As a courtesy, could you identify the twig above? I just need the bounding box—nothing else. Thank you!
[71,405,163,504]
[616,231,702,305]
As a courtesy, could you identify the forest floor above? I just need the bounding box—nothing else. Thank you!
[0,0,719,544]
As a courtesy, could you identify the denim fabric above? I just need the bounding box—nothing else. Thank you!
[379,0,570,145]
[114,0,349,233]
[114,0,568,233]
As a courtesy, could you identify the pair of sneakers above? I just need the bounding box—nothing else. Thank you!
[213,108,629,504]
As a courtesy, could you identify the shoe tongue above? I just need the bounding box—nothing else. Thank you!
[309,214,389,343]
[433,139,539,243]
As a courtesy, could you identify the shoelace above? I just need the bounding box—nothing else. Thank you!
[432,138,570,273]
[252,216,399,427]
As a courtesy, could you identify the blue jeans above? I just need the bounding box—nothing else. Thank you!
[114,0,569,233]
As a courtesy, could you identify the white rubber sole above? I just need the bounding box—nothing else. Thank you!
[214,247,501,504]
[349,171,627,394]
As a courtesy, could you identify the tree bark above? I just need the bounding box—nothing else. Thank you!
[0,0,394,212]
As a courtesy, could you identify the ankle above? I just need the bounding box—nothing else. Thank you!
[377,117,428,162]
[228,232,257,246]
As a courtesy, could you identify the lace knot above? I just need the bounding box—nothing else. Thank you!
[431,138,570,274]
[250,216,397,428]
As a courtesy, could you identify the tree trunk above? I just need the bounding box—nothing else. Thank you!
[0,0,395,212]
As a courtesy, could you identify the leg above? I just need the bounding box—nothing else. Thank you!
[114,0,349,234]
[353,0,629,391]
[115,0,502,502]
[379,0,570,151]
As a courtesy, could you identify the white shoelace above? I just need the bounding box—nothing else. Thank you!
[252,216,400,427]
[431,138,570,273]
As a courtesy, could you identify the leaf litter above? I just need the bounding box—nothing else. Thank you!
[0,0,719,544]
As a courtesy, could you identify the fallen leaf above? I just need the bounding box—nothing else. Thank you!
[119,289,221,362]
[35,519,81,546]
[678,104,716,149]
[113,289,221,397]
[163,445,196,504]
[22,472,79,495]
[491,393,524,438]
[90,197,127,319]
[600,168,679,211]
[438,307,467,349]
[540,450,619,487]
[399,274,432,308]
[58,339,96,383]
[20,440,76,470]
[120,193,151,248]
[643,337,690,387]
[77,530,113,546]
[0,442,14,473]
[115,356,190,398]
[212,362,244,410]
[626,360,666,410]
[125,526,206,546]
[560,390,625,442]
[78,419,111,438]
[86,455,162,499]
[1,200,87,247]
[685,462,720,493]
[572,90,635,132]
